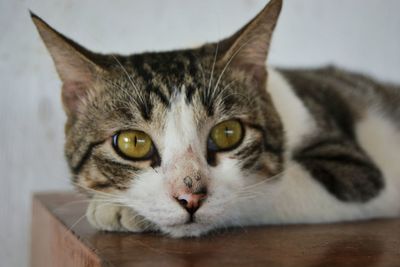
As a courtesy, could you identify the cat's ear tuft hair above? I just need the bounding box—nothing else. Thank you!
[31,12,105,117]
[218,0,282,80]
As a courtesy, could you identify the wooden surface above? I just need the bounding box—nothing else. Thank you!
[31,192,400,267]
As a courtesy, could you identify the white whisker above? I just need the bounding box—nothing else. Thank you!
[207,42,219,100]
[213,35,261,95]
[67,213,87,233]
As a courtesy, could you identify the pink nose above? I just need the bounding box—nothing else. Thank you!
[175,192,207,215]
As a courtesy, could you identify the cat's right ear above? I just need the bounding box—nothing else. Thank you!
[217,0,282,83]
[30,12,105,117]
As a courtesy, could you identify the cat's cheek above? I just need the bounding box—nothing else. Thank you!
[196,158,248,224]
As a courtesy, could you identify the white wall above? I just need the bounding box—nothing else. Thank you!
[0,0,399,266]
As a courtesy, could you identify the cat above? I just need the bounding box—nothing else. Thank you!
[31,0,400,238]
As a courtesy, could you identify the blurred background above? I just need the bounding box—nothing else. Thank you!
[0,0,399,266]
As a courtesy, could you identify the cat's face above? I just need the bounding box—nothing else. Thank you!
[32,0,284,236]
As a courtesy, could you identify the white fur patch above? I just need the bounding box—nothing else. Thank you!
[162,90,200,163]
[267,68,316,151]
[354,110,400,216]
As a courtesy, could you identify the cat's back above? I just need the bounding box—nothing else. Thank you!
[279,65,400,167]
[280,66,400,129]
[282,66,400,164]
[274,66,400,214]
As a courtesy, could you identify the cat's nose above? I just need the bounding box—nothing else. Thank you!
[175,190,207,215]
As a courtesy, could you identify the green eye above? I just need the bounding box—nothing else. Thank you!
[209,120,243,151]
[113,130,153,159]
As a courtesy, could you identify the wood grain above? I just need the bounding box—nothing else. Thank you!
[31,192,400,267]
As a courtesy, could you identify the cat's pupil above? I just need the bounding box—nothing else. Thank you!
[225,127,233,137]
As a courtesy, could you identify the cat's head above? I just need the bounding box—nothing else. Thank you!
[32,0,284,237]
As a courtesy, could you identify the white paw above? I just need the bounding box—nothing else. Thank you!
[86,199,154,232]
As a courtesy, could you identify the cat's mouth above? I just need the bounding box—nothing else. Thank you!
[164,216,197,227]
[186,214,196,224]
[159,212,204,228]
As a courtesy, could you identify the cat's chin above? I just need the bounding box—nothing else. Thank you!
[160,222,213,238]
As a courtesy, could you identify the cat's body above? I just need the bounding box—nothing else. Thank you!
[32,0,400,238]
[257,67,400,224]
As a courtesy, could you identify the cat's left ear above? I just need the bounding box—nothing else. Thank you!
[218,0,282,81]
[31,12,106,117]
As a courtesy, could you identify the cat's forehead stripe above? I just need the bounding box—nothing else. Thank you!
[131,52,200,85]
[122,52,204,119]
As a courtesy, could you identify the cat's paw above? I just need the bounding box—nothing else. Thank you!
[86,199,154,232]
